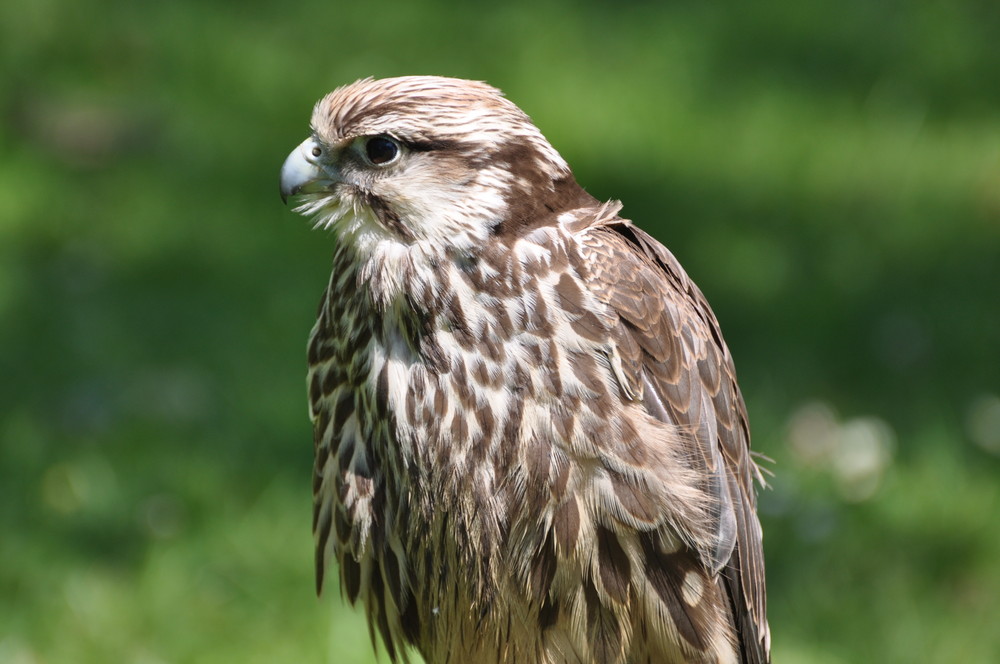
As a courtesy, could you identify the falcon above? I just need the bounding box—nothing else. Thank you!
[279,76,770,664]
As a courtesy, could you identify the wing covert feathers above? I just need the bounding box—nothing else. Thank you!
[576,216,770,662]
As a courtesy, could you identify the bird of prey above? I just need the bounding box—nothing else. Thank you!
[280,76,770,664]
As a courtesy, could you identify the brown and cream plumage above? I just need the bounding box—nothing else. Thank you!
[279,76,770,663]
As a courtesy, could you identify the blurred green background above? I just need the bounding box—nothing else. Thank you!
[2,0,999,662]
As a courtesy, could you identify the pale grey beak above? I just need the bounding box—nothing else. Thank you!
[280,137,326,204]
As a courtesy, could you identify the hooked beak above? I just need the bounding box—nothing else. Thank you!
[280,137,328,204]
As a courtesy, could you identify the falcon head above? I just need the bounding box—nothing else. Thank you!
[280,76,587,256]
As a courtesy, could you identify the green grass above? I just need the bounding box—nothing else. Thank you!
[2,0,999,662]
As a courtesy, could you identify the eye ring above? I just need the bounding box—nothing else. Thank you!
[364,136,400,166]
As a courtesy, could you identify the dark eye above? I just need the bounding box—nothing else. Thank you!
[365,136,399,165]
